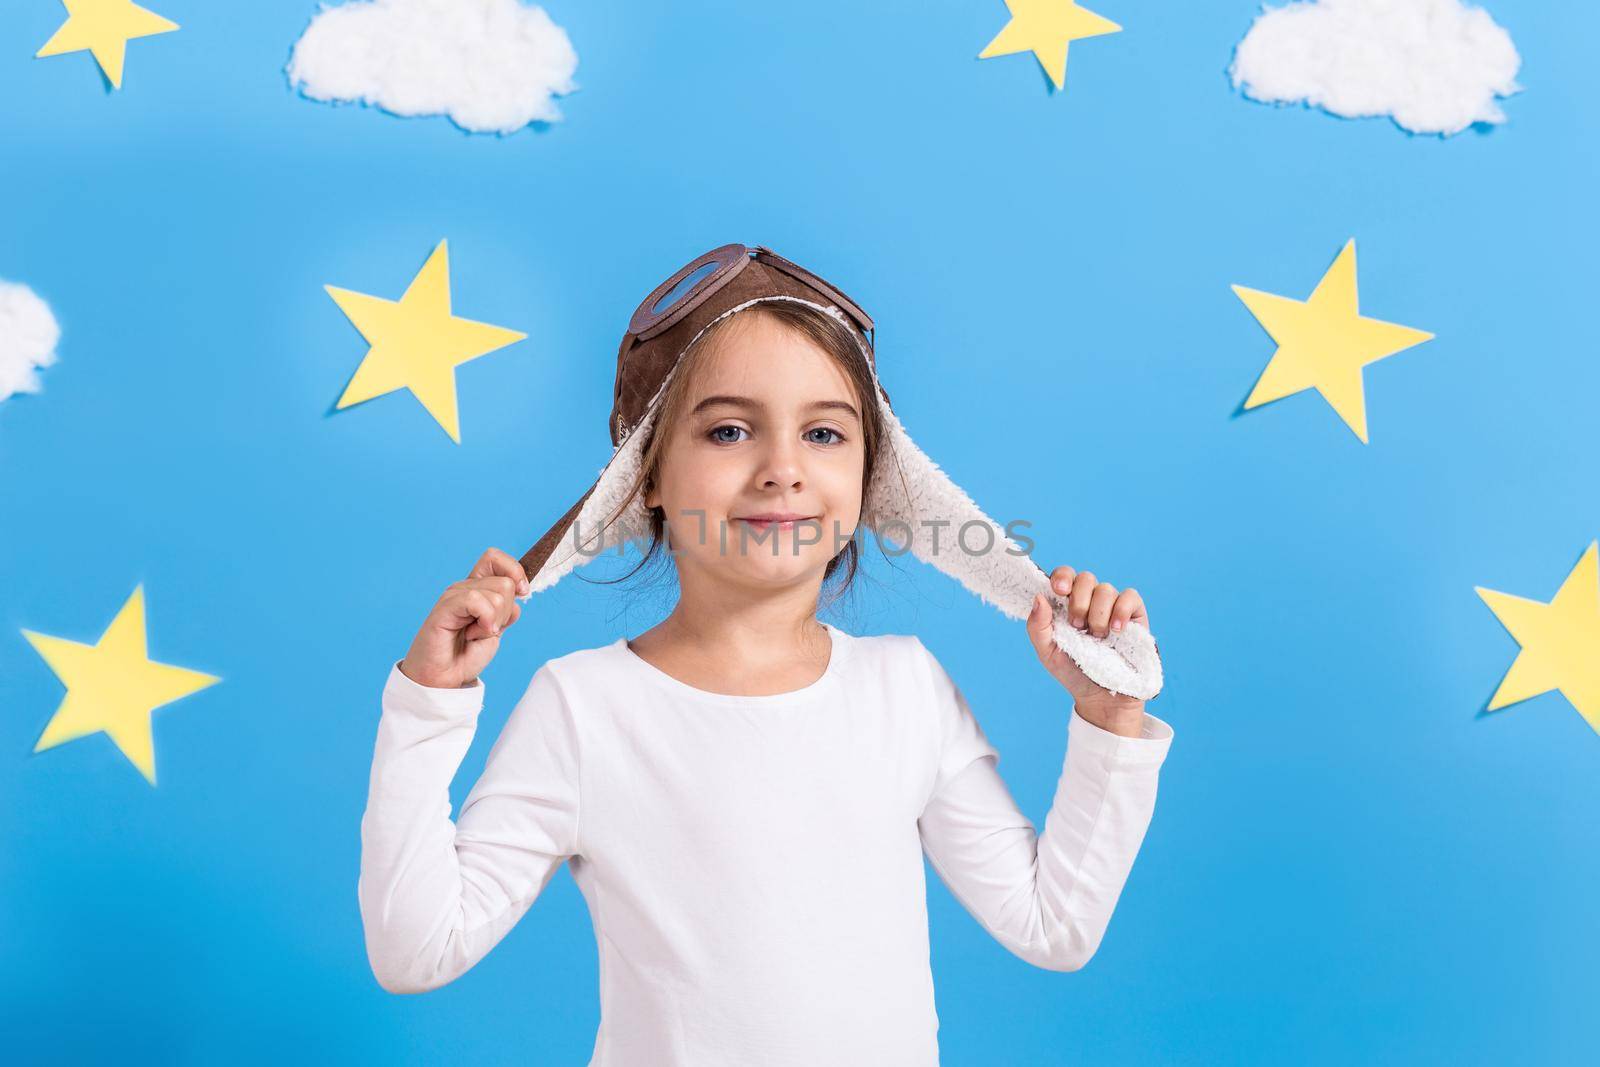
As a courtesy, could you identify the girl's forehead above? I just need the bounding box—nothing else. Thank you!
[705,311,818,355]
[694,334,852,387]
[687,370,859,418]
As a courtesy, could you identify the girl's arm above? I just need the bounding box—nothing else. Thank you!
[914,640,1172,972]
[358,660,581,993]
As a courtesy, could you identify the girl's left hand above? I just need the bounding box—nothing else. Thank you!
[1026,565,1151,737]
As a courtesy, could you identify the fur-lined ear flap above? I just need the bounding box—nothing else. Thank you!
[862,398,1164,701]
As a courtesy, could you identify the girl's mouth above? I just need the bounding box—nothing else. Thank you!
[736,516,819,531]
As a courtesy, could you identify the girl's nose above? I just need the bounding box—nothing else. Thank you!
[758,437,804,488]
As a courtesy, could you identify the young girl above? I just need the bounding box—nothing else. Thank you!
[359,245,1174,1065]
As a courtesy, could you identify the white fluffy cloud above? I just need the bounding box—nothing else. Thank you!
[1229,0,1521,136]
[286,0,579,135]
[0,280,60,403]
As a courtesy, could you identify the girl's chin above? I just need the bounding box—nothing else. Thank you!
[728,550,825,570]
[711,548,831,579]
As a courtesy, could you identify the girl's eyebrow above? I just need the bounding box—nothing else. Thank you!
[691,394,860,421]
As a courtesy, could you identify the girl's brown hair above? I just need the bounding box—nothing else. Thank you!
[583,300,893,615]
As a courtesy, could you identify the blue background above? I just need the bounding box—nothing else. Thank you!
[2,0,1595,1063]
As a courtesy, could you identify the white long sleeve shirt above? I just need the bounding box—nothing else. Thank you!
[358,621,1174,1066]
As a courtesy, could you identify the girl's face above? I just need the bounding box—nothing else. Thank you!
[645,311,866,592]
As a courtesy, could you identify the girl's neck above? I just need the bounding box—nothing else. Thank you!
[627,601,833,697]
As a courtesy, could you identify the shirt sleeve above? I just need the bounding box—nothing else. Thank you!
[914,639,1173,972]
[357,659,582,994]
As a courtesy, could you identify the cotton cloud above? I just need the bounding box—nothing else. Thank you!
[286,0,579,135]
[1229,0,1521,136]
[0,280,60,403]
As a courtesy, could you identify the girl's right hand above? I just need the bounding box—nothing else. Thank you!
[399,547,530,690]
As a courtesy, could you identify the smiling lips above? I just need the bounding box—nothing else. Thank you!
[736,513,820,530]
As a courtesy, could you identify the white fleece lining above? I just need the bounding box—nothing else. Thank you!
[519,297,1163,700]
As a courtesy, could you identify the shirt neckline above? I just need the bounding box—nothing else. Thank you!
[614,621,850,706]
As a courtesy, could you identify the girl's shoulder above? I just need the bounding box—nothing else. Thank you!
[828,627,938,681]
[534,634,631,678]
[840,628,920,658]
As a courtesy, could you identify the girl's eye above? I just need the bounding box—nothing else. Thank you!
[707,425,847,446]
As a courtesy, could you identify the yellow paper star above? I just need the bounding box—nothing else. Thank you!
[35,0,179,90]
[1231,239,1434,443]
[326,239,526,444]
[979,0,1121,91]
[1476,541,1600,736]
[22,586,220,785]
